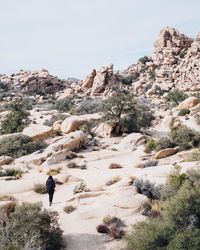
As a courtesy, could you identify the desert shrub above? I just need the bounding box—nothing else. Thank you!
[103,215,124,226]
[22,97,36,110]
[156,137,176,151]
[97,216,125,239]
[161,168,188,200]
[167,229,200,250]
[133,179,161,200]
[72,98,102,115]
[165,89,188,106]
[127,169,200,250]
[140,200,162,218]
[101,92,154,135]
[96,224,109,234]
[144,139,157,153]
[67,161,79,168]
[178,108,190,116]
[108,163,122,169]
[33,184,47,194]
[169,126,200,150]
[140,160,158,168]
[64,205,76,214]
[0,99,30,134]
[105,176,121,186]
[43,113,68,126]
[0,195,15,201]
[73,182,88,194]
[0,134,46,158]
[138,56,152,64]
[184,149,200,162]
[0,168,23,179]
[108,223,125,239]
[0,202,65,250]
[79,120,100,136]
[53,97,74,112]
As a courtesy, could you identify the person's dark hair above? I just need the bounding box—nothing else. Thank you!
[48,175,53,179]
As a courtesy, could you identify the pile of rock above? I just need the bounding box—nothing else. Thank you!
[0,69,72,97]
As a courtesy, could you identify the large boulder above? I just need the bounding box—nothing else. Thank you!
[154,146,179,159]
[178,97,200,110]
[116,133,146,151]
[60,113,101,134]
[94,122,121,138]
[23,124,54,141]
[61,116,86,134]
[154,27,193,53]
[47,130,87,153]
[44,149,71,165]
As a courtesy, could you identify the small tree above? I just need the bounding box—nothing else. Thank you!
[165,89,188,106]
[101,92,153,134]
[0,100,30,134]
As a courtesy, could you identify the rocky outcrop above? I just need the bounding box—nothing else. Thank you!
[178,97,200,109]
[116,133,146,151]
[0,69,73,98]
[82,69,96,89]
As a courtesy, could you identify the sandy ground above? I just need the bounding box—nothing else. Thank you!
[1,133,200,250]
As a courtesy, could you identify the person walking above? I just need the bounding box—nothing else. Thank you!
[46,175,55,206]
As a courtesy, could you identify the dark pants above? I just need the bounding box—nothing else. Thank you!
[48,190,54,203]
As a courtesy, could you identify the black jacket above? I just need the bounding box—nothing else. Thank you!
[46,177,55,192]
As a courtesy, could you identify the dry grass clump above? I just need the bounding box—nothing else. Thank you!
[97,215,125,239]
[63,205,76,214]
[0,195,15,201]
[108,163,122,169]
[140,200,163,218]
[33,184,47,194]
[67,161,87,170]
[0,168,23,179]
[184,149,200,162]
[67,161,79,169]
[105,176,121,186]
[135,160,158,169]
[47,167,61,176]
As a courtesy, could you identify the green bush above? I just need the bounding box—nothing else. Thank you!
[133,179,161,200]
[127,169,200,250]
[72,98,102,115]
[0,168,23,179]
[145,139,157,153]
[34,184,48,194]
[0,100,30,134]
[178,108,190,116]
[0,202,65,250]
[184,149,200,162]
[138,56,152,64]
[0,134,46,158]
[64,205,76,214]
[54,97,74,112]
[169,126,200,150]
[156,137,176,151]
[165,89,188,106]
[101,92,154,134]
[43,113,68,126]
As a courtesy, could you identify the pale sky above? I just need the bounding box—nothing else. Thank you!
[0,0,199,79]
